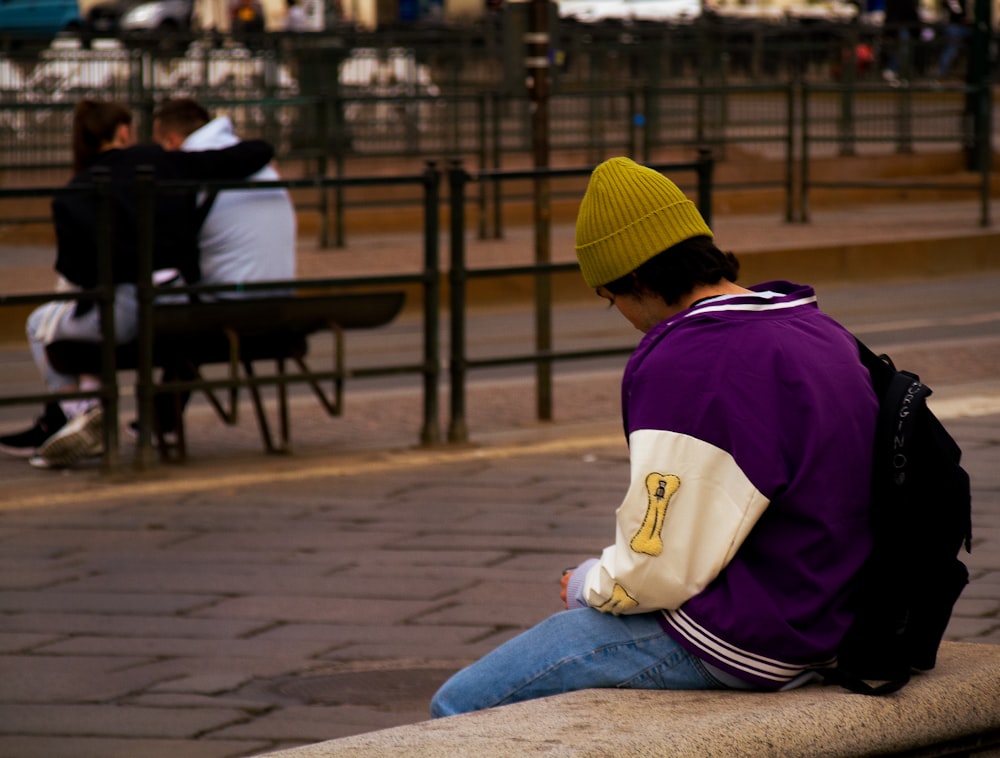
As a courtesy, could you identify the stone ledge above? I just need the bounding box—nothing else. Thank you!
[261,642,1000,757]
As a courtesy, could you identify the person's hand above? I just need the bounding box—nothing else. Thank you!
[560,569,573,609]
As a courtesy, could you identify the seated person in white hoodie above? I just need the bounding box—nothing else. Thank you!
[150,98,298,434]
[152,97,297,297]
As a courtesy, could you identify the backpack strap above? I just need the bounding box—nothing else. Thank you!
[884,369,932,488]
[855,338,932,490]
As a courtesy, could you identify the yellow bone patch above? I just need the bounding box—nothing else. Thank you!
[629,472,680,556]
[597,583,639,614]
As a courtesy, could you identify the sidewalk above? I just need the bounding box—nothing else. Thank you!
[0,385,997,758]
[0,197,998,758]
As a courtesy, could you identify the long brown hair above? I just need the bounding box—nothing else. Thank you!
[71,99,133,174]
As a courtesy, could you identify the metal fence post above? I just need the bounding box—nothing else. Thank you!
[422,160,442,446]
[696,148,714,231]
[477,92,488,240]
[838,27,857,158]
[93,168,121,472]
[976,82,992,227]
[446,159,468,444]
[527,0,553,421]
[628,88,639,159]
[134,166,156,470]
[642,85,653,162]
[785,80,797,223]
[800,82,811,223]
[318,95,332,249]
[330,91,348,250]
[490,91,504,240]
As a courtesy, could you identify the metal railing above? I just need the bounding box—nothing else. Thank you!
[798,81,992,225]
[1,17,991,193]
[0,156,713,469]
[1,82,988,243]
[443,154,714,444]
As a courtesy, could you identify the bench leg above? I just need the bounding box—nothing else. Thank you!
[151,358,240,463]
[277,357,290,447]
[147,390,186,463]
[290,323,345,417]
[241,359,290,455]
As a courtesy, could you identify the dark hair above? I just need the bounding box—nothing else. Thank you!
[153,98,211,139]
[72,99,132,174]
[603,235,740,305]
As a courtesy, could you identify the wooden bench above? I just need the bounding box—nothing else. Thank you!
[45,291,406,460]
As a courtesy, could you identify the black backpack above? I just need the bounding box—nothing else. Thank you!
[822,340,973,695]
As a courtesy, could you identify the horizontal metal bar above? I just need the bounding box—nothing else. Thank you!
[462,346,634,371]
[156,363,429,394]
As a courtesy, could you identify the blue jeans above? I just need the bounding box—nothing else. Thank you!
[431,608,735,717]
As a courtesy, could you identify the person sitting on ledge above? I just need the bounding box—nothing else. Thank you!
[431,157,879,716]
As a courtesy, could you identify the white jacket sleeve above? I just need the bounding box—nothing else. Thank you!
[581,428,770,614]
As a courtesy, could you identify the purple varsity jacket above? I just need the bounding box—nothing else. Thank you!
[575,280,879,689]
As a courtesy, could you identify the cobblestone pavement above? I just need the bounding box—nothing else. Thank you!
[0,381,997,758]
[0,202,998,757]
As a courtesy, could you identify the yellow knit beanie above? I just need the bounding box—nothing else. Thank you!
[574,157,714,288]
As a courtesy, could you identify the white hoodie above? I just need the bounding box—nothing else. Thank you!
[182,117,296,296]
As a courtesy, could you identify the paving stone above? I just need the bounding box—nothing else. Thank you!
[149,671,268,697]
[122,657,322,693]
[57,563,354,596]
[0,566,94,591]
[444,579,562,611]
[193,596,441,626]
[410,601,552,629]
[321,637,515,664]
[0,703,248,738]
[174,528,411,554]
[945,616,1000,639]
[0,612,264,639]
[0,736,269,758]
[954,597,1000,617]
[211,702,434,742]
[0,590,213,615]
[397,532,606,553]
[337,548,511,568]
[34,636,336,661]
[127,691,281,710]
[0,656,169,703]
[248,622,496,650]
[0,633,62,654]
[968,551,1000,570]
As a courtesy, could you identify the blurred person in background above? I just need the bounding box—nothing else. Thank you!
[0,99,273,468]
[145,97,296,436]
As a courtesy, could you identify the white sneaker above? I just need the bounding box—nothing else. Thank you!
[31,405,104,469]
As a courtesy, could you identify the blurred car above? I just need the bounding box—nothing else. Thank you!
[119,0,191,32]
[0,0,82,38]
[556,0,701,23]
[83,0,141,34]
